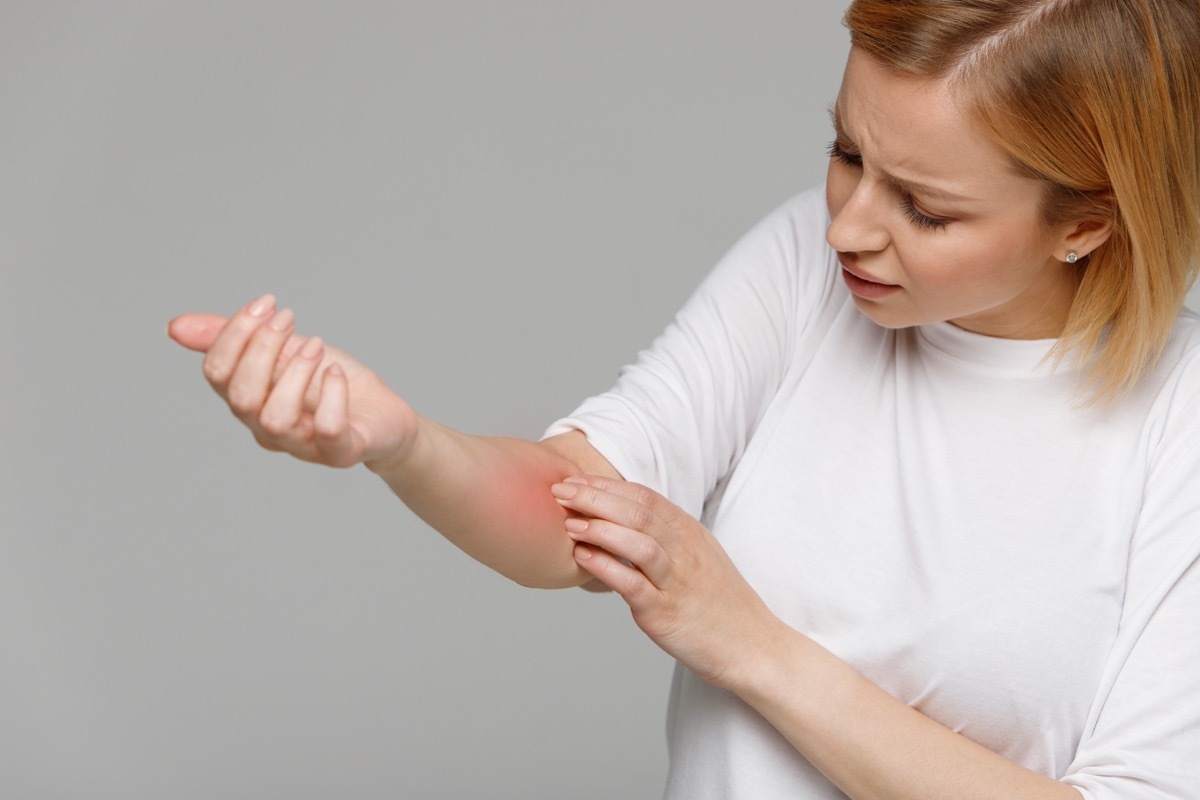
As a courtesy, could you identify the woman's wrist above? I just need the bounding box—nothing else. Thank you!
[362,413,430,478]
[720,612,818,700]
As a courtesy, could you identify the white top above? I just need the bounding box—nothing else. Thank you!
[545,186,1200,799]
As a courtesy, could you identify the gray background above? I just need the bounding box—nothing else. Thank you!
[3,3,1196,800]
[0,3,847,798]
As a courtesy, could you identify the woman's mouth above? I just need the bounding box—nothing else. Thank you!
[839,259,901,300]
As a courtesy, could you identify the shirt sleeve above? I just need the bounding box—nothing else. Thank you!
[1061,371,1200,799]
[542,186,836,519]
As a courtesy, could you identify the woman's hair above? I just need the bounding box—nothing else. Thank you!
[844,0,1200,401]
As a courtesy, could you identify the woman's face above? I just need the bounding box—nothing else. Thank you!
[825,48,1079,339]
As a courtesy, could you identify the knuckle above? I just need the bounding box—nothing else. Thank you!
[623,571,652,601]
[589,476,615,493]
[632,536,659,566]
[312,415,341,439]
[251,432,283,452]
[225,385,260,416]
[257,410,291,437]
[629,506,656,532]
[584,517,609,543]
[202,357,229,386]
[660,507,684,529]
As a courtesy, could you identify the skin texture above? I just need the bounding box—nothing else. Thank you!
[825,48,1110,340]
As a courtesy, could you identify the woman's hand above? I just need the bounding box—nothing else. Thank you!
[168,294,417,470]
[550,475,784,689]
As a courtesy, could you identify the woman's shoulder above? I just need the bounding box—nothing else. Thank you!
[760,184,833,253]
[693,186,842,334]
[727,184,840,308]
[1130,308,1200,450]
[1154,308,1200,392]
[1172,305,1200,341]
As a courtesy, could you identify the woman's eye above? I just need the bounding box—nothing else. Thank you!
[826,140,862,168]
[827,138,952,232]
[901,195,951,232]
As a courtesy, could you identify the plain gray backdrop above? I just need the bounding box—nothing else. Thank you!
[1,3,846,798]
[3,3,1196,800]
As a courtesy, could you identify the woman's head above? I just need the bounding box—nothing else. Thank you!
[825,48,1106,342]
[837,0,1200,400]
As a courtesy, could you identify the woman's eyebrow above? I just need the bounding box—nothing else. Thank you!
[827,103,979,204]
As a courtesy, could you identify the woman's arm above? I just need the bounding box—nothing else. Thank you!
[168,295,619,589]
[733,627,1083,800]
[368,420,619,588]
[552,474,1083,800]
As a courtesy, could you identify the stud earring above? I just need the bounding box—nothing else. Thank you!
[1066,251,1080,264]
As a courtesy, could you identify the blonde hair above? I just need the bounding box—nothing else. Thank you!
[844,0,1200,401]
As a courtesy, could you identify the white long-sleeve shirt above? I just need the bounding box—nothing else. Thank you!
[546,186,1200,799]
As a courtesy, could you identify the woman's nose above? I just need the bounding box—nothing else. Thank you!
[826,177,890,255]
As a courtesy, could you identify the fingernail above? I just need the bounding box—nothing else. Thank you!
[300,336,323,358]
[563,476,588,485]
[269,308,294,332]
[550,483,578,500]
[574,544,593,560]
[248,294,275,316]
[564,518,588,534]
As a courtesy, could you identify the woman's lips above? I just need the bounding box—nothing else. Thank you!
[839,258,901,300]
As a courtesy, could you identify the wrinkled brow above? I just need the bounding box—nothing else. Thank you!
[828,104,980,204]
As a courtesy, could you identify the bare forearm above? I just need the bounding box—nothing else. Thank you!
[169,302,592,588]
[365,415,589,589]
[732,623,1082,800]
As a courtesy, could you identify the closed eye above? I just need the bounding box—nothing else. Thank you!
[826,139,862,168]
[828,139,953,232]
[901,196,951,232]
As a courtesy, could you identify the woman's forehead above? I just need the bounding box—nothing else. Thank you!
[834,47,1026,203]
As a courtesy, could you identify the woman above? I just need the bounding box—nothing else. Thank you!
[169,1,1200,797]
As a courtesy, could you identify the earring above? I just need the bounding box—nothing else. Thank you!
[1066,251,1080,264]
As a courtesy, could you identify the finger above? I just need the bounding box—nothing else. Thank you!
[313,363,359,466]
[225,307,296,421]
[271,333,310,384]
[250,432,286,453]
[201,294,276,389]
[551,480,665,540]
[573,543,656,608]
[566,474,685,529]
[564,517,671,587]
[167,313,229,352]
[258,335,325,439]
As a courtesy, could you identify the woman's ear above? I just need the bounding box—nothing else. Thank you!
[1058,216,1114,263]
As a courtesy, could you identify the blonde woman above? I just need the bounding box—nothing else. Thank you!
[170,1,1200,797]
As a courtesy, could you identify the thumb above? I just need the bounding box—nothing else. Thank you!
[167,313,228,352]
